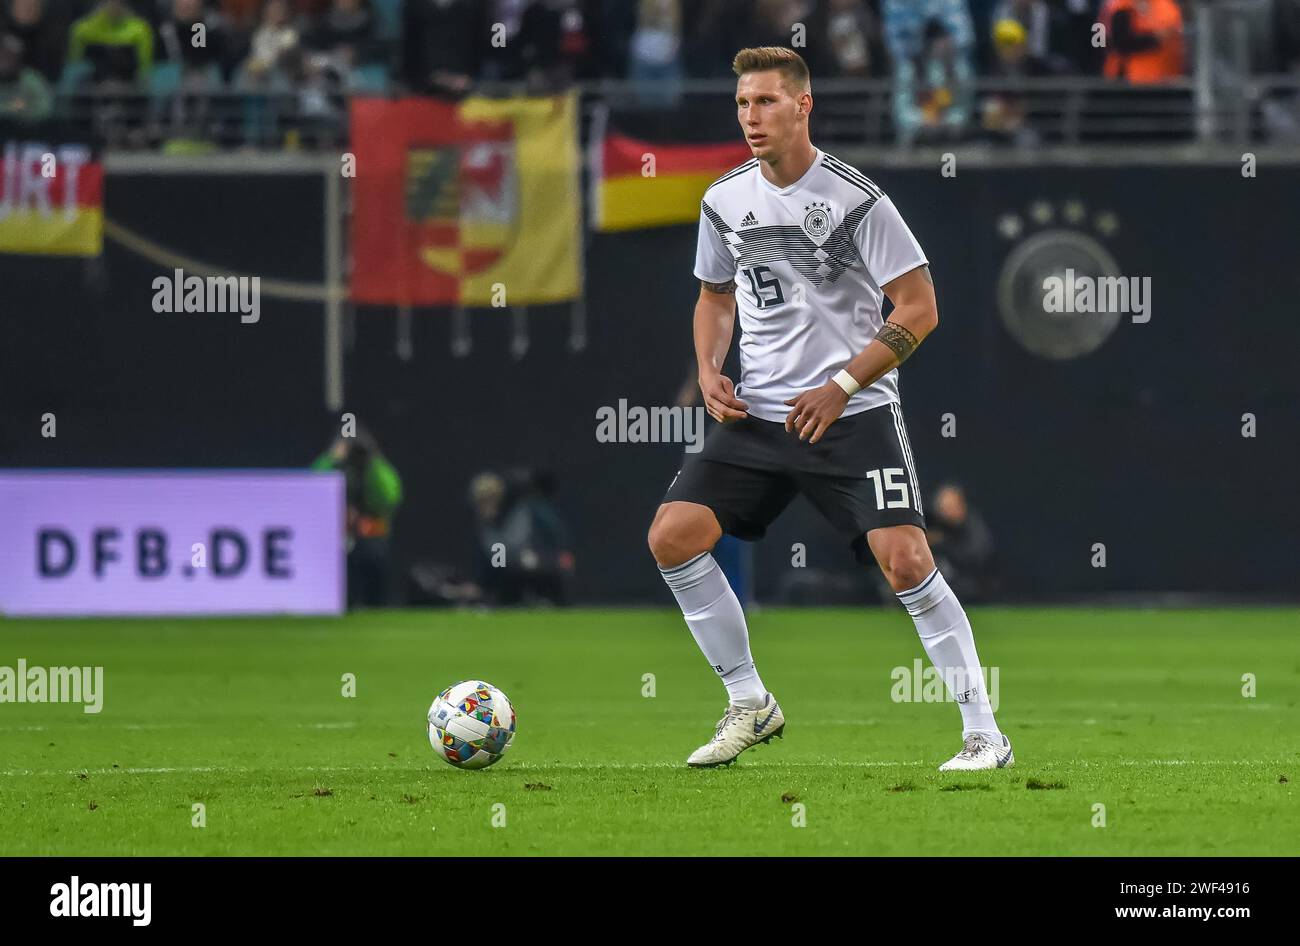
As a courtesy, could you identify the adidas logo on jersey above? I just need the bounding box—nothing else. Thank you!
[739,211,759,228]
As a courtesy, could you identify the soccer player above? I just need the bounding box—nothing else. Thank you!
[647,47,1011,771]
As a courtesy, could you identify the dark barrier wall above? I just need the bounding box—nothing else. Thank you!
[3,163,1298,601]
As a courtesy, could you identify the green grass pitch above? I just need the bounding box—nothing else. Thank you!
[1,607,1296,856]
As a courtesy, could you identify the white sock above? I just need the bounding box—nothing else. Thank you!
[660,552,767,709]
[896,568,1001,742]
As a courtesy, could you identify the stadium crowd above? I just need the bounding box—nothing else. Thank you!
[2,0,1297,141]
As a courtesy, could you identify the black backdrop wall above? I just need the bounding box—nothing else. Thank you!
[3,163,1297,602]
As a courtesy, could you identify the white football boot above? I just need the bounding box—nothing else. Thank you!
[938,733,1014,771]
[686,694,786,768]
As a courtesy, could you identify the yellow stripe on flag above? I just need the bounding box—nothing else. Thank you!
[598,173,720,232]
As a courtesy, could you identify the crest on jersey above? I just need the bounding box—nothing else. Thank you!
[803,201,831,241]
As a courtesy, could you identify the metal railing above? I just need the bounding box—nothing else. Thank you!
[43,74,1300,151]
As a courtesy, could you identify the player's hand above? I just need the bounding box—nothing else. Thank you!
[700,373,748,423]
[784,381,849,443]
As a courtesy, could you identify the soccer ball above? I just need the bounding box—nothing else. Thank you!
[427,680,516,770]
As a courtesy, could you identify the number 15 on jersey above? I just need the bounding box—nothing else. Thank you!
[741,266,785,309]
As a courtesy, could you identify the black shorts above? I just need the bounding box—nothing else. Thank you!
[663,402,926,563]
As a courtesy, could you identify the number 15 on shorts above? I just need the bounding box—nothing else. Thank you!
[866,468,910,509]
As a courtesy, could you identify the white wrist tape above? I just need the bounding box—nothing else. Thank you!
[831,369,861,397]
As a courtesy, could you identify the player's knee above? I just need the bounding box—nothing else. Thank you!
[876,540,934,592]
[647,505,717,568]
[646,516,691,568]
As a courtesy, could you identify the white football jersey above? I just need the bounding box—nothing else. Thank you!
[693,149,928,423]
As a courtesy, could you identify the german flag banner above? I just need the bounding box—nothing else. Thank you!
[591,131,751,232]
[349,93,581,307]
[0,138,103,256]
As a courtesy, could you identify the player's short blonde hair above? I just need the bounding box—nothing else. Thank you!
[732,47,811,93]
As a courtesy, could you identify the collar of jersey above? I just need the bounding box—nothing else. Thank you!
[756,148,823,197]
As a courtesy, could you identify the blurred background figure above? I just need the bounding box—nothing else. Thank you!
[825,0,886,79]
[3,0,66,82]
[400,0,483,97]
[238,0,297,87]
[477,0,527,82]
[628,0,681,107]
[981,16,1048,145]
[927,483,996,603]
[990,0,1048,64]
[882,0,974,70]
[470,469,574,607]
[153,0,224,143]
[1099,0,1185,85]
[67,0,152,86]
[66,0,154,143]
[0,31,52,122]
[313,429,404,608]
[157,0,224,80]
[234,0,306,144]
[894,14,974,146]
[301,0,375,70]
[514,0,589,92]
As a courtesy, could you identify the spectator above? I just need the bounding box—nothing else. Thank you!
[158,0,223,76]
[0,31,52,122]
[3,0,66,81]
[302,0,375,69]
[470,469,573,607]
[232,0,308,145]
[280,41,349,143]
[313,430,404,608]
[628,0,681,106]
[152,0,225,141]
[734,0,847,79]
[400,0,484,97]
[469,471,509,601]
[739,0,814,62]
[213,0,258,82]
[1052,0,1104,76]
[894,15,974,145]
[1099,0,1184,84]
[515,0,587,91]
[67,0,154,86]
[507,468,574,596]
[882,0,974,67]
[478,0,528,81]
[981,17,1049,144]
[824,0,887,79]
[927,483,996,602]
[239,0,298,85]
[991,0,1048,62]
